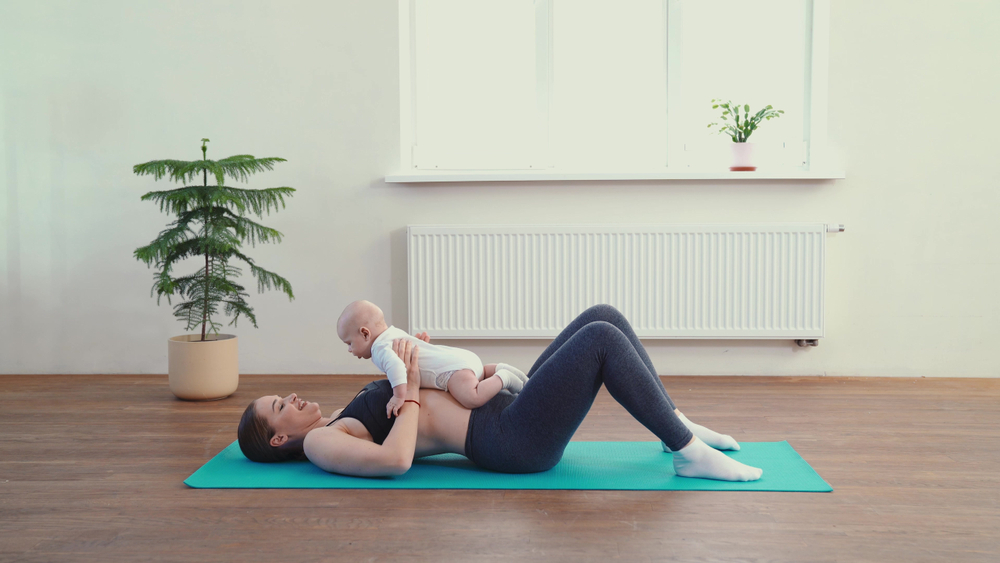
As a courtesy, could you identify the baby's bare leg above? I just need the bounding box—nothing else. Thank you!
[448,369,503,409]
[483,364,497,378]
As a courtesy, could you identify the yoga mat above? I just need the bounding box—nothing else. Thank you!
[185,441,831,492]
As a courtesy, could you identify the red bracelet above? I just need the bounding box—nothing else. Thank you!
[404,399,421,407]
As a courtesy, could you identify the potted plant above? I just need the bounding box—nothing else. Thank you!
[708,100,784,171]
[133,139,296,400]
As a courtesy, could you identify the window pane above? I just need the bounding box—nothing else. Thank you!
[551,0,667,169]
[414,0,538,169]
[672,0,808,168]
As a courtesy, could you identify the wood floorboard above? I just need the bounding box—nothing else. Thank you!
[1,374,998,562]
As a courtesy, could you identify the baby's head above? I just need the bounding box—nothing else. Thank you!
[337,300,388,359]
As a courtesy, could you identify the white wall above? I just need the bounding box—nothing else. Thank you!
[2,0,998,377]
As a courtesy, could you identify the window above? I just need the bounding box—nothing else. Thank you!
[397,0,833,177]
[668,0,812,170]
[410,0,543,169]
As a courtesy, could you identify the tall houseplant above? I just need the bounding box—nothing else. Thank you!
[708,99,784,171]
[133,138,295,399]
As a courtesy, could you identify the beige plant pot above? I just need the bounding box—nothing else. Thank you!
[167,334,239,401]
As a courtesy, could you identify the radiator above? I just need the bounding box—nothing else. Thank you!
[407,224,840,341]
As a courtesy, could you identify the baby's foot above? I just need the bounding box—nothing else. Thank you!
[672,437,762,482]
[495,369,524,394]
[676,411,740,451]
[497,362,528,383]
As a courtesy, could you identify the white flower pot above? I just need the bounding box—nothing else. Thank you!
[167,334,239,401]
[730,142,757,171]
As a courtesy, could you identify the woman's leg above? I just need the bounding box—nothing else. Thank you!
[484,321,761,481]
[472,321,689,473]
[507,321,691,455]
[526,305,675,407]
[526,305,740,451]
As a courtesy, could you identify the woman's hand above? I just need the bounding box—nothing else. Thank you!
[414,332,431,343]
[392,339,422,397]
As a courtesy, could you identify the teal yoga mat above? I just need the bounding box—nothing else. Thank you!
[185,441,831,492]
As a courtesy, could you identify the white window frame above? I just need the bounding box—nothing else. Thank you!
[390,0,842,183]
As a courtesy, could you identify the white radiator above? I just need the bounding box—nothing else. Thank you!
[407,224,839,341]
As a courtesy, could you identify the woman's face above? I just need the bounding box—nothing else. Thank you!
[253,393,324,446]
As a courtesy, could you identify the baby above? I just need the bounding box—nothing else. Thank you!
[336,300,529,417]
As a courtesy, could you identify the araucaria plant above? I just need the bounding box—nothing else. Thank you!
[708,100,784,142]
[133,139,295,341]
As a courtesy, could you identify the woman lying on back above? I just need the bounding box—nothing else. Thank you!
[238,305,763,481]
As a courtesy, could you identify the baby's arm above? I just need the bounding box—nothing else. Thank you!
[387,382,407,419]
[388,332,431,415]
[372,340,412,418]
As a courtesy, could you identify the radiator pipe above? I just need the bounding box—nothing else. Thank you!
[827,224,845,233]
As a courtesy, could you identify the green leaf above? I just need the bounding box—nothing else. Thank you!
[133,159,191,182]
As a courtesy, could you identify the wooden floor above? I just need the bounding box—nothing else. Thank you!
[1,374,998,563]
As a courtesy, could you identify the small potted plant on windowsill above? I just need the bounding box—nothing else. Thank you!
[133,139,296,400]
[708,100,784,171]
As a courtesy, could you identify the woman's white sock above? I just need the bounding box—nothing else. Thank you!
[676,411,740,451]
[672,437,763,482]
[496,362,528,383]
[495,369,524,394]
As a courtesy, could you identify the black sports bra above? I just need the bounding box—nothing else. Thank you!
[326,380,396,444]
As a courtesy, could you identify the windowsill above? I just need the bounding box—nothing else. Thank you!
[385,168,847,183]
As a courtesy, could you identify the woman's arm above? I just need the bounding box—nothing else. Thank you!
[303,339,422,477]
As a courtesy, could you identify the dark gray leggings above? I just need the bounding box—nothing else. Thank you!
[464,304,693,473]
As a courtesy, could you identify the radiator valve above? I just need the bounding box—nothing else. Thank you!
[795,339,819,347]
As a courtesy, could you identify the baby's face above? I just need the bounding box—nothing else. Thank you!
[340,325,374,359]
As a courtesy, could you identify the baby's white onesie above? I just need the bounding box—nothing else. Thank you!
[369,326,484,391]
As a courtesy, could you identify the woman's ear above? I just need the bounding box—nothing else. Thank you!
[270,433,289,448]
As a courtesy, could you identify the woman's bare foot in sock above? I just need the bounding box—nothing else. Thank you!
[672,436,763,482]
[675,410,740,451]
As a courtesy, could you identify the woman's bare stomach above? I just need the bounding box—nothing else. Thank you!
[413,388,472,458]
[323,387,472,458]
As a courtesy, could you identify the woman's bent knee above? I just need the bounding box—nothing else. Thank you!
[580,320,624,339]
[584,303,625,323]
